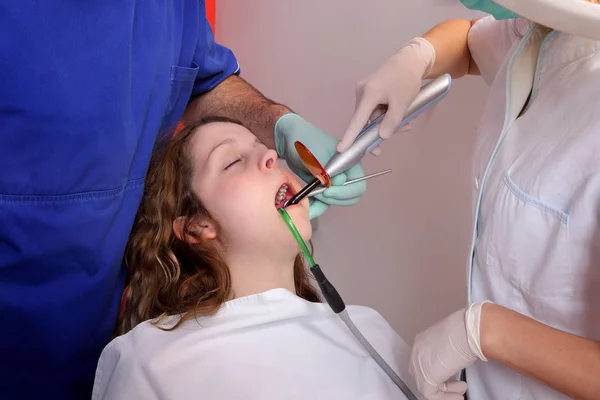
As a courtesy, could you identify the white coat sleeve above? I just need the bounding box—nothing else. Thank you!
[91,337,158,400]
[468,16,532,85]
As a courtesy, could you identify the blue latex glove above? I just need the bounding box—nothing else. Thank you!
[274,113,367,219]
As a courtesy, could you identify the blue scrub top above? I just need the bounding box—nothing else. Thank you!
[0,1,239,398]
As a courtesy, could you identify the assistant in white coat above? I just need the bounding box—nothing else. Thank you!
[341,4,600,399]
[466,16,600,400]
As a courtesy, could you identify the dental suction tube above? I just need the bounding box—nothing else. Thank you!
[324,74,452,179]
[277,208,419,400]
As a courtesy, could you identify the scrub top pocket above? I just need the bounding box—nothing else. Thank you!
[484,172,573,304]
[161,62,200,132]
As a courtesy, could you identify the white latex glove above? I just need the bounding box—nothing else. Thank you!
[338,37,436,155]
[409,301,491,400]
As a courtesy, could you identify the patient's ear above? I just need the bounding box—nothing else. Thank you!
[173,216,217,244]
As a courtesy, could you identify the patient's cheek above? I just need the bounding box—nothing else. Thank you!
[218,179,245,199]
[216,179,263,212]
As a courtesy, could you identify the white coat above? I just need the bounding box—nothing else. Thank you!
[91,288,422,399]
[465,16,600,400]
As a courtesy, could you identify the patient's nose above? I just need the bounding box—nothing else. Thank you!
[259,149,278,172]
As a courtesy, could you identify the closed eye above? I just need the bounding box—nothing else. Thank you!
[224,158,242,170]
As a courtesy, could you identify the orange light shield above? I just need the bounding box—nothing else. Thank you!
[294,141,331,187]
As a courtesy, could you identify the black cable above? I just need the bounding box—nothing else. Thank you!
[311,264,346,313]
[284,178,320,207]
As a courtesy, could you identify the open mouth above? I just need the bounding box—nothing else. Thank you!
[275,182,297,208]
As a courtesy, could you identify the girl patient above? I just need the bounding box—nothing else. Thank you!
[92,117,417,399]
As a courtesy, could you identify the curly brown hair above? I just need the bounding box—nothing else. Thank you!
[117,116,320,335]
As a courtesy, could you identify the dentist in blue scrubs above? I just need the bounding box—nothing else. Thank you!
[0,2,366,398]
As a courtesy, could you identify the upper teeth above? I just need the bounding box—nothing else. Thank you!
[276,184,288,203]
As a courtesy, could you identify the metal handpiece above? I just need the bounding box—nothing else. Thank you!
[282,74,451,209]
[323,74,452,179]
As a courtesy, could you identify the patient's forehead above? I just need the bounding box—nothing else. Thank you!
[192,122,250,148]
[189,122,253,166]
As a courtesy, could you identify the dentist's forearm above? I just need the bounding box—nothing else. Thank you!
[422,18,481,79]
[480,303,600,400]
[183,75,291,149]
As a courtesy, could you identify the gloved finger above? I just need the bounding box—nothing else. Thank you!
[420,383,444,400]
[366,105,387,157]
[370,107,414,132]
[321,188,365,203]
[368,121,411,157]
[399,122,412,132]
[428,393,465,400]
[422,381,467,400]
[321,181,366,201]
[322,163,366,201]
[343,162,366,182]
[338,95,380,152]
[330,173,347,186]
[443,381,467,394]
[309,199,329,220]
[378,102,407,139]
[313,193,360,207]
[370,146,382,156]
